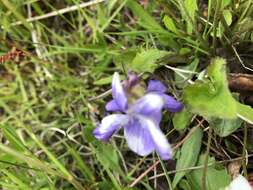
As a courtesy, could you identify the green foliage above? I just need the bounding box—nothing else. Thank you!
[1,125,27,152]
[184,0,198,33]
[183,58,237,119]
[221,0,231,8]
[183,58,253,127]
[186,155,231,190]
[175,58,199,88]
[94,75,115,85]
[209,117,243,137]
[223,10,232,25]
[236,102,253,124]
[173,108,193,130]
[131,49,170,73]
[179,179,192,190]
[126,0,163,31]
[163,15,180,35]
[172,127,203,188]
[95,143,121,173]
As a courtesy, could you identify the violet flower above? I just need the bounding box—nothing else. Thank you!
[93,72,183,160]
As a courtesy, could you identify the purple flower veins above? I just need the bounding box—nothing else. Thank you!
[93,72,183,160]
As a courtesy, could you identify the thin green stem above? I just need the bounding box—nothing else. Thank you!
[127,157,147,177]
[202,127,212,190]
[212,0,222,54]
[159,157,173,190]
[106,169,122,190]
[242,124,248,178]
[203,0,212,39]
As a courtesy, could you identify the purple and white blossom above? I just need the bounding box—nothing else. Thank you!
[93,72,183,160]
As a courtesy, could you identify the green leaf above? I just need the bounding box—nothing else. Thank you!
[163,15,180,35]
[173,108,193,131]
[1,125,27,152]
[130,49,170,73]
[172,127,203,187]
[184,0,198,33]
[182,57,253,124]
[94,75,122,85]
[93,75,124,85]
[179,179,192,190]
[65,143,94,182]
[223,10,232,26]
[183,58,237,119]
[0,153,19,169]
[179,47,192,55]
[95,143,121,173]
[186,155,231,190]
[114,49,137,70]
[97,181,114,190]
[234,17,253,40]
[2,169,32,190]
[236,102,253,124]
[126,0,163,31]
[83,123,97,143]
[184,0,198,20]
[209,117,243,137]
[175,58,199,88]
[221,0,231,8]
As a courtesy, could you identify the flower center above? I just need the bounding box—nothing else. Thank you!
[127,82,146,105]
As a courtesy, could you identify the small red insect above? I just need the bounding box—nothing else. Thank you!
[0,47,26,64]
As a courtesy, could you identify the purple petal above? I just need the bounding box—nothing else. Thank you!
[150,111,162,125]
[147,80,167,93]
[127,71,139,88]
[112,72,128,111]
[93,114,128,141]
[124,117,155,156]
[130,93,164,123]
[105,100,121,112]
[130,93,164,115]
[163,95,183,112]
[141,116,172,160]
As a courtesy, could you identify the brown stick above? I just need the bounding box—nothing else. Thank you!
[228,73,253,92]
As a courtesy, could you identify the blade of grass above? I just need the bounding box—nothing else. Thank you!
[2,169,32,190]
[64,142,95,182]
[100,0,127,32]
[158,157,173,190]
[212,0,222,54]
[0,100,86,190]
[1,0,31,30]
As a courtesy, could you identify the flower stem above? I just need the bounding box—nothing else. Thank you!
[242,124,248,178]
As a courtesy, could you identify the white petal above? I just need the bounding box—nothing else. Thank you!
[112,72,128,111]
[139,116,172,160]
[228,175,252,190]
[93,114,128,141]
[124,117,155,156]
[130,93,164,116]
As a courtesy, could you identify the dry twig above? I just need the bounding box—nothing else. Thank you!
[11,0,106,26]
